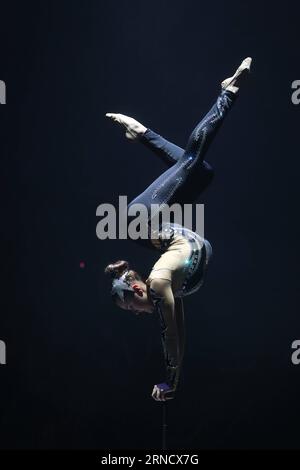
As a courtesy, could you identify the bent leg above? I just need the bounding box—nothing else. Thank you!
[128,90,236,214]
[139,90,237,172]
[137,128,214,198]
[138,128,185,166]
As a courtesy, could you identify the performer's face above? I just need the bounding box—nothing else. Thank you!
[117,283,154,315]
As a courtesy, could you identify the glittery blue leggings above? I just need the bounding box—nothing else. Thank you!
[128,89,236,215]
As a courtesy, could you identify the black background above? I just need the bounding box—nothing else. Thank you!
[0,0,299,450]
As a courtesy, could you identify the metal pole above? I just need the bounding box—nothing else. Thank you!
[162,402,167,450]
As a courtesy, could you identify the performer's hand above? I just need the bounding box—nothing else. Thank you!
[151,382,175,401]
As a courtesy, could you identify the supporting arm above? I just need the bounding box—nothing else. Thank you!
[149,278,182,391]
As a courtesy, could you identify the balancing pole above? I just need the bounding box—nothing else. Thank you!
[162,402,168,450]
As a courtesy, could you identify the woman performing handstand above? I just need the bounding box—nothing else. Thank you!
[104,57,252,402]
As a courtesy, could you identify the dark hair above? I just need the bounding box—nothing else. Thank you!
[104,259,130,279]
[104,260,142,303]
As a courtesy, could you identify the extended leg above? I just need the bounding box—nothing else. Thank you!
[179,57,252,172]
[106,112,184,165]
[138,128,184,166]
[138,130,215,196]
[123,58,252,214]
[178,89,237,173]
[127,88,237,214]
[105,114,214,195]
[106,58,251,170]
